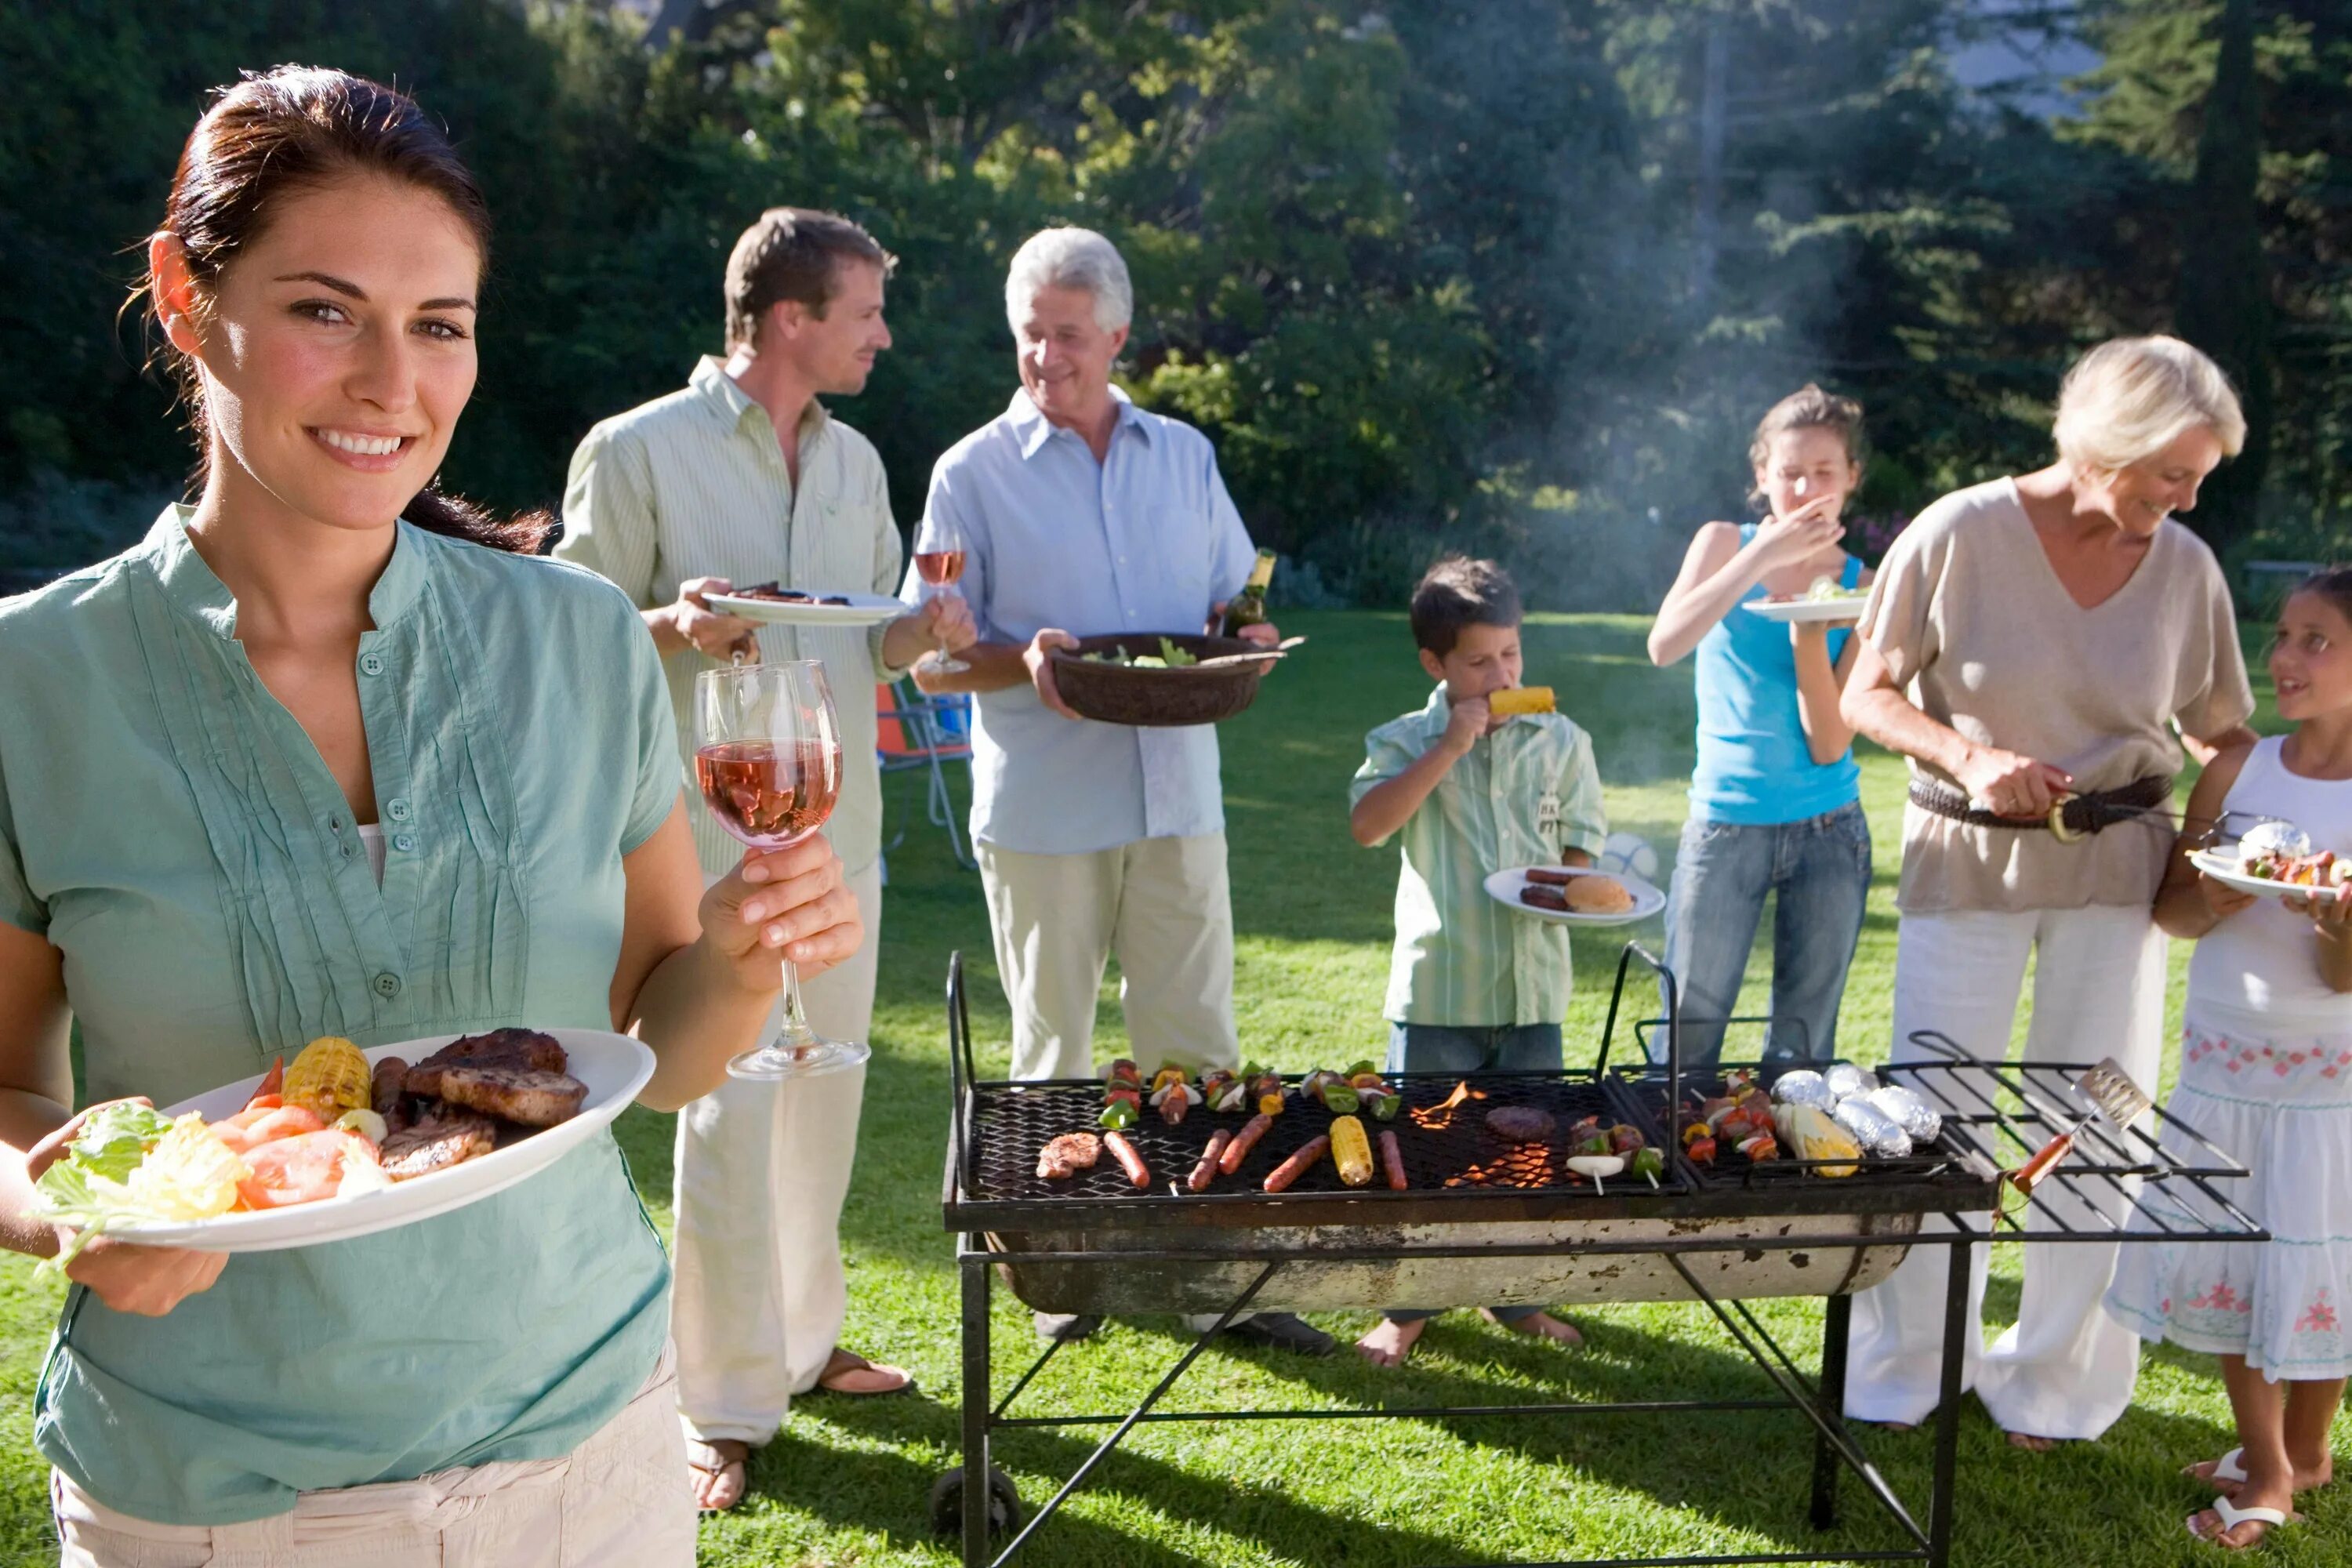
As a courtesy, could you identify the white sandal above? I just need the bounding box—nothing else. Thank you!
[2187,1494,2300,1550]
[2183,1446,2249,1489]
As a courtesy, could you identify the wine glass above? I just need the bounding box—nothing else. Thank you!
[694,660,867,1080]
[913,517,969,675]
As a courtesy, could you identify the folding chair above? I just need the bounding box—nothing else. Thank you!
[878,681,976,870]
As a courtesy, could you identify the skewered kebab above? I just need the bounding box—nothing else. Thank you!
[1343,1062,1403,1121]
[1149,1065,1202,1125]
[1200,1066,1252,1114]
[1100,1058,1145,1129]
[1300,1069,1359,1115]
[1250,1069,1287,1116]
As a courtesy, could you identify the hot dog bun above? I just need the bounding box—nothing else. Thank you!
[1565,875,1635,913]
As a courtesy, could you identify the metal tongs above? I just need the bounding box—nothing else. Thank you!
[2007,1056,2153,1197]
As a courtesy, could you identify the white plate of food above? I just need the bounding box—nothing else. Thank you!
[1743,593,1867,625]
[2190,848,2350,903]
[704,588,909,627]
[35,1029,653,1255]
[1486,866,1667,927]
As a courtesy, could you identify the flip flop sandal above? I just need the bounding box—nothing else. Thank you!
[2187,1494,2303,1550]
[2183,1448,2250,1490]
[686,1438,750,1512]
[814,1348,914,1397]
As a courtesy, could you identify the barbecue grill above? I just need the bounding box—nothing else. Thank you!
[937,946,2267,1568]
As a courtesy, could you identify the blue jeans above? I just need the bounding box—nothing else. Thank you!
[1658,800,1871,1075]
[1381,1022,1560,1325]
[1384,1022,1564,1076]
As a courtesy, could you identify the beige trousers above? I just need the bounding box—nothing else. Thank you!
[672,862,882,1446]
[1843,904,2167,1439]
[978,833,1240,1082]
[53,1348,691,1567]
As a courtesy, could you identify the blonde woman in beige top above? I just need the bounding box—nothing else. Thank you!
[1838,336,2259,1447]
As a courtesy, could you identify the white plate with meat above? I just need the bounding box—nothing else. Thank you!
[114,1029,654,1253]
[1742,596,1867,625]
[1486,866,1666,927]
[703,589,907,628]
[2189,848,2350,905]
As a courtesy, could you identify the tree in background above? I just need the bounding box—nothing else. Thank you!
[2,0,2345,598]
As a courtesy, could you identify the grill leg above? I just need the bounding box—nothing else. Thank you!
[1809,1290,1853,1529]
[1926,1237,1969,1568]
[961,1249,992,1568]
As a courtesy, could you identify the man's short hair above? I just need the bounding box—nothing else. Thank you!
[724,207,895,350]
[1004,227,1133,336]
[1410,557,1523,655]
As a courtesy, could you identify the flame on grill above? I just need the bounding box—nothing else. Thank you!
[1446,1143,1563,1189]
[1411,1079,1487,1130]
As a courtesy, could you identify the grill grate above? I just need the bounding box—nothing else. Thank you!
[1612,1064,2002,1202]
[961,1070,1679,1208]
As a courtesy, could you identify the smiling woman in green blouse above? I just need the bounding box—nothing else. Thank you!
[0,68,862,1565]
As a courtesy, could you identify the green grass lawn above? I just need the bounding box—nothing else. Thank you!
[3,608,2341,1566]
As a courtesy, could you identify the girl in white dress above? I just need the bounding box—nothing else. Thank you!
[2109,569,2352,1548]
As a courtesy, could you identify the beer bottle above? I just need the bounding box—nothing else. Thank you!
[1218,549,1277,638]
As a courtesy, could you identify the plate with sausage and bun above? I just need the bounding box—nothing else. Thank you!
[1485,866,1666,927]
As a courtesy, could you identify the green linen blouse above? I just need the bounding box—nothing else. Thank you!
[0,508,679,1525]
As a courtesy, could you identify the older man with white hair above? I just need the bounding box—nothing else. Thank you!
[909,227,1329,1354]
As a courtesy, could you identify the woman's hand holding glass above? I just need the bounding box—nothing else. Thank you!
[700,837,863,989]
[695,659,867,1079]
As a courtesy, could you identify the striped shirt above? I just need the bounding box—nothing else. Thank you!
[1352,686,1609,1026]
[557,357,913,877]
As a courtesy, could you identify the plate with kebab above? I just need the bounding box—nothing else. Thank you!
[2190,819,2350,904]
[1024,1061,1675,1200]
[31,1029,652,1257]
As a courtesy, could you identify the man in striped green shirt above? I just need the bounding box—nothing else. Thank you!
[557,209,971,1510]
[1348,557,1607,1365]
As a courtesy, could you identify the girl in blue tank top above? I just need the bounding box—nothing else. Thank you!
[1646,387,1875,1071]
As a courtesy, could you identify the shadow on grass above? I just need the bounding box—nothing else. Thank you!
[749,1387,1482,1567]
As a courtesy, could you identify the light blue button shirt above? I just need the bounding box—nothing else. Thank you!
[906,389,1258,855]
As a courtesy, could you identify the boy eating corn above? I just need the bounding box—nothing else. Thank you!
[1347,557,1608,1366]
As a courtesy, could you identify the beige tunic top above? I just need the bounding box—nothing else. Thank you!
[1859,477,2252,913]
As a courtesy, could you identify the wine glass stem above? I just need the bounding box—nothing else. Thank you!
[776,956,818,1054]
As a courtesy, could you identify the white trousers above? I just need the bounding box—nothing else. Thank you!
[1844,903,2167,1439]
[978,833,1240,1081]
[672,862,882,1446]
[55,1348,691,1567]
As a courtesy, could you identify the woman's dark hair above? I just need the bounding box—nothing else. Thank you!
[1410,556,1523,655]
[138,66,550,554]
[2290,568,2352,627]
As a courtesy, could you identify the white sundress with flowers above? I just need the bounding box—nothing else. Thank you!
[2107,737,2352,1380]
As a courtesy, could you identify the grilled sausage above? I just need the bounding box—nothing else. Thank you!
[1378,1129,1408,1191]
[1102,1130,1149,1189]
[1188,1129,1232,1192]
[1261,1134,1331,1193]
[1220,1112,1275,1174]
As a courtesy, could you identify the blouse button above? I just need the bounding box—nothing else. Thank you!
[393,833,417,855]
[373,973,402,999]
[386,799,412,822]
[359,653,386,677]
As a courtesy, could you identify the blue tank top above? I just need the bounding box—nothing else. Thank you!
[1687,528,1863,825]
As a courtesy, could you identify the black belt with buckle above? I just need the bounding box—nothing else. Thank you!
[1907,774,2174,843]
